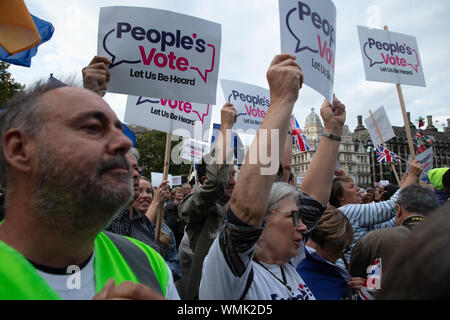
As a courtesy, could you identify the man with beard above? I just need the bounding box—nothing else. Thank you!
[177,103,237,299]
[0,80,179,299]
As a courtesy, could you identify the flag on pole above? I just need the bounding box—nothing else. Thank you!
[375,145,400,163]
[0,13,54,67]
[290,115,310,152]
[357,258,382,300]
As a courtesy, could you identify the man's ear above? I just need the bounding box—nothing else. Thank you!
[2,129,36,174]
[395,203,403,225]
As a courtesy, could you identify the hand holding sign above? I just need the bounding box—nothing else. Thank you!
[82,56,112,97]
[266,53,303,105]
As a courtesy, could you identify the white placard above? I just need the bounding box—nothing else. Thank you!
[171,175,182,186]
[220,79,270,132]
[407,147,434,182]
[279,0,336,103]
[98,6,222,104]
[179,138,211,163]
[296,176,304,186]
[379,180,390,187]
[151,172,172,188]
[124,95,212,141]
[364,106,395,147]
[357,25,426,87]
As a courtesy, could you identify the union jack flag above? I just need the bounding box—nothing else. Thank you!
[375,145,400,163]
[290,115,311,152]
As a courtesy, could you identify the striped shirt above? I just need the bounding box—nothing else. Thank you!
[336,190,400,269]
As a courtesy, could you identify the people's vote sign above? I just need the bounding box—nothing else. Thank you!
[98,6,221,104]
[124,95,212,141]
[357,26,425,87]
[220,79,270,132]
[364,106,395,147]
[279,0,336,103]
[180,138,210,163]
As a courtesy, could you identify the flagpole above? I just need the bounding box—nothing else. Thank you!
[156,132,172,244]
[384,25,416,161]
[369,110,401,185]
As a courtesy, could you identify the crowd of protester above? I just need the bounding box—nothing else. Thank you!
[0,52,449,301]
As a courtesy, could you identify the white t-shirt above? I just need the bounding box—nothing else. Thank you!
[37,252,180,300]
[199,237,315,300]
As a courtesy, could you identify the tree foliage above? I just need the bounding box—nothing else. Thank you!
[135,130,192,183]
[0,62,24,108]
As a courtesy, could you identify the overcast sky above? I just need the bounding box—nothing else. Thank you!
[9,0,450,135]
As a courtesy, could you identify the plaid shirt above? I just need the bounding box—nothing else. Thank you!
[106,207,161,255]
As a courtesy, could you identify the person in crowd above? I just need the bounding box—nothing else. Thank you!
[349,185,440,280]
[181,183,193,198]
[377,202,450,299]
[177,102,237,299]
[106,149,162,254]
[199,54,345,300]
[0,79,178,299]
[133,176,181,282]
[164,187,185,250]
[361,192,375,204]
[328,160,423,269]
[297,206,364,300]
[428,167,450,205]
[380,184,399,202]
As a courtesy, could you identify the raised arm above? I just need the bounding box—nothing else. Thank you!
[82,56,111,97]
[145,180,170,223]
[301,97,346,204]
[230,54,303,227]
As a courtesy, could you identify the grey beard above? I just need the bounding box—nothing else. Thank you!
[31,149,133,234]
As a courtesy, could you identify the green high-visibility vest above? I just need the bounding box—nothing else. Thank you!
[0,232,169,300]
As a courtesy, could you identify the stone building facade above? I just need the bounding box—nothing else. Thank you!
[291,108,372,187]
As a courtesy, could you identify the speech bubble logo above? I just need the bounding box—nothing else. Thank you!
[103,29,142,68]
[189,43,216,83]
[192,104,210,124]
[407,48,420,73]
[286,7,318,54]
[363,41,383,67]
[227,93,248,118]
[135,97,210,124]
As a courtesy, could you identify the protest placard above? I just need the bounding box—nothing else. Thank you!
[357,25,425,87]
[171,176,182,186]
[220,79,270,132]
[407,147,434,182]
[124,95,212,141]
[179,138,211,163]
[151,172,173,188]
[97,6,221,104]
[364,106,395,148]
[279,0,336,103]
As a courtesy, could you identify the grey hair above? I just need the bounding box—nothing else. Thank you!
[0,79,68,186]
[265,182,298,218]
[397,185,439,216]
[128,147,140,162]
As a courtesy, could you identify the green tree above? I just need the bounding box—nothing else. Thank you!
[0,62,24,108]
[135,130,193,183]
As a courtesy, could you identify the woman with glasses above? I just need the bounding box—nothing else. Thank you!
[198,54,347,300]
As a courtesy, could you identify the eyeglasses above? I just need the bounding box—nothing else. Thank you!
[273,210,302,226]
